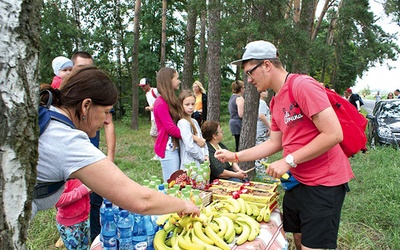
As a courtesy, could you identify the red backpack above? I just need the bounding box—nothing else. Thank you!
[286,74,367,157]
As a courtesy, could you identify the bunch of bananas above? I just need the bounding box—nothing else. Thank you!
[154,197,273,250]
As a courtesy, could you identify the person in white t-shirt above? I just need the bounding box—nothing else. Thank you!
[255,91,271,179]
[139,78,160,160]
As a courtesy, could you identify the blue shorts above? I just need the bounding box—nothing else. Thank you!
[282,183,347,249]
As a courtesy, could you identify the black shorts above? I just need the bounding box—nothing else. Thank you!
[282,183,347,249]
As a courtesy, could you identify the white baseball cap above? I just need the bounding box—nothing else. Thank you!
[138,78,149,86]
[231,40,278,66]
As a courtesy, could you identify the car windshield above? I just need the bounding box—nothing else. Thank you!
[378,101,400,118]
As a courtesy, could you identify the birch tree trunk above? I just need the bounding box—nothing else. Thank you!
[0,0,41,248]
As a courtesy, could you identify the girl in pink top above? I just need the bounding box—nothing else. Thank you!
[153,67,183,182]
[153,67,205,182]
[55,179,91,249]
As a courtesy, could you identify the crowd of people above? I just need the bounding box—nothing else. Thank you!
[35,39,359,250]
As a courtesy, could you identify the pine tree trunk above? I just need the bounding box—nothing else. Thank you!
[131,0,141,130]
[206,0,222,122]
[0,0,41,248]
[182,1,197,89]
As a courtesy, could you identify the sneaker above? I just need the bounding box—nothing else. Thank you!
[151,155,160,161]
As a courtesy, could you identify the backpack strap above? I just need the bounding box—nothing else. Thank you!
[151,88,158,99]
[34,181,65,199]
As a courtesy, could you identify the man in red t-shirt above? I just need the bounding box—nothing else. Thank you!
[215,40,354,250]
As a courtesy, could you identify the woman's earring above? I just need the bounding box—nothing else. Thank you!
[82,116,86,121]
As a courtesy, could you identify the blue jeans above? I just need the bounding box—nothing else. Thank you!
[160,149,180,182]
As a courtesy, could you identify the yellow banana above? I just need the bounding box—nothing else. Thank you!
[191,229,221,250]
[237,197,247,214]
[154,229,172,250]
[171,239,180,250]
[235,220,251,245]
[156,213,173,226]
[209,220,220,233]
[221,215,235,243]
[234,222,243,234]
[237,215,260,241]
[178,215,193,229]
[204,224,230,250]
[257,205,267,222]
[221,202,235,213]
[192,221,214,245]
[163,220,176,232]
[177,230,206,250]
[213,217,228,238]
[238,213,261,230]
[170,227,179,249]
[250,203,260,217]
[263,206,271,222]
[245,201,253,216]
[224,198,241,213]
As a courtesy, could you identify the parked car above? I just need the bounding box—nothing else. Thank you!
[366,99,400,149]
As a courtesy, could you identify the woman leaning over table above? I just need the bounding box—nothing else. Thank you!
[32,66,199,220]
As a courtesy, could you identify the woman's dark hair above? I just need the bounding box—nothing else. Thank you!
[201,120,220,142]
[40,66,118,121]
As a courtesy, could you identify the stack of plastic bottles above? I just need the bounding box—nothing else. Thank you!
[100,198,159,250]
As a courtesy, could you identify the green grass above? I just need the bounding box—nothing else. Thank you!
[27,116,400,249]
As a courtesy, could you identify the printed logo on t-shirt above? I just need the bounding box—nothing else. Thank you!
[283,100,304,126]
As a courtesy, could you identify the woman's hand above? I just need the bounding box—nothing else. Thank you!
[179,200,200,217]
[236,170,248,180]
[214,149,235,163]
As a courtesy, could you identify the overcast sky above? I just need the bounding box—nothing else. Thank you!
[353,1,400,93]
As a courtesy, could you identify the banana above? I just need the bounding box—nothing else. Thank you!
[156,213,173,226]
[192,221,214,245]
[263,206,271,222]
[191,229,221,250]
[178,215,193,229]
[204,224,230,250]
[234,222,243,235]
[209,220,220,233]
[224,198,241,213]
[163,220,177,232]
[237,197,247,214]
[170,227,179,248]
[221,202,235,213]
[237,214,260,241]
[213,217,227,238]
[245,201,253,216]
[221,215,235,243]
[235,220,251,245]
[238,213,260,230]
[154,229,172,250]
[250,203,260,217]
[177,230,206,250]
[257,205,267,222]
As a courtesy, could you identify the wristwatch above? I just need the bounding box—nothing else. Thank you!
[285,154,297,168]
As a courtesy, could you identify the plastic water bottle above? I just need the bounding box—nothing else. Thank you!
[117,210,133,250]
[100,200,112,244]
[132,214,148,249]
[144,215,155,250]
[158,184,166,194]
[101,202,117,249]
